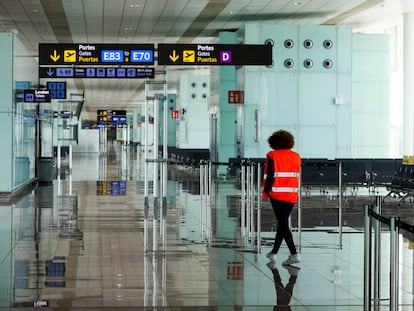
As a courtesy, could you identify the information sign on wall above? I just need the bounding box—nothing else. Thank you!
[228,90,244,104]
[171,110,180,119]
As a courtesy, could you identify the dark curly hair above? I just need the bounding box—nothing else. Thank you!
[268,130,295,150]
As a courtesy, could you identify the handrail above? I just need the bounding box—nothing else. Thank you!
[364,197,414,311]
[368,203,414,232]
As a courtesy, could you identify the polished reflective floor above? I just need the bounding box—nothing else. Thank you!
[2,143,414,310]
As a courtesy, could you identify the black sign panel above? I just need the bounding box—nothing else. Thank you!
[39,43,154,66]
[24,90,51,103]
[39,66,154,79]
[158,43,272,66]
[97,109,127,126]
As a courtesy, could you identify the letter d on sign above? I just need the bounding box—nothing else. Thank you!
[220,51,232,63]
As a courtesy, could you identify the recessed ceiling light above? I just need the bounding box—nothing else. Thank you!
[32,9,38,13]
[294,2,302,5]
[130,4,140,7]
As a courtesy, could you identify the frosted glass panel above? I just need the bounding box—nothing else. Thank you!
[298,73,336,126]
[259,72,298,126]
[299,126,336,158]
[352,34,391,157]
[353,83,390,113]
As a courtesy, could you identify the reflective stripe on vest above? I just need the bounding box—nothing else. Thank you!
[273,172,300,178]
[271,187,299,193]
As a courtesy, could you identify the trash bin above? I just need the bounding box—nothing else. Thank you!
[36,157,55,184]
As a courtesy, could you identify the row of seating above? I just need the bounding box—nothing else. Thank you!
[301,158,400,186]
[389,164,414,190]
[168,147,210,166]
[229,157,401,187]
[165,151,402,189]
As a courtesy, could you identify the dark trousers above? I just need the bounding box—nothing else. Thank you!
[270,266,296,311]
[270,198,297,255]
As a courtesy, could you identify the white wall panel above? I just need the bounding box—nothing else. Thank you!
[299,126,337,158]
[298,73,336,126]
[243,24,352,159]
[177,75,210,149]
[352,34,390,157]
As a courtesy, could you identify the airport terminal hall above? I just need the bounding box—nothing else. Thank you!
[4,0,414,310]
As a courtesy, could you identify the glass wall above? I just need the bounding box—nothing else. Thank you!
[13,36,39,190]
[14,101,36,188]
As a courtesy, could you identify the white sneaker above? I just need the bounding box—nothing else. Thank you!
[283,265,300,276]
[282,254,300,266]
[266,251,277,261]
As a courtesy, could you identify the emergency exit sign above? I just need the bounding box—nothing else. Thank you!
[171,110,180,119]
[228,90,244,104]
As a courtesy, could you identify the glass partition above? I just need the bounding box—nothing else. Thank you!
[13,101,36,188]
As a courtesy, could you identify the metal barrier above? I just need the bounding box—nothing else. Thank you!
[199,159,350,253]
[200,160,262,253]
[200,160,213,244]
[240,160,262,253]
[364,196,414,310]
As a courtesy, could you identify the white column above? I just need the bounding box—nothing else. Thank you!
[403,13,414,155]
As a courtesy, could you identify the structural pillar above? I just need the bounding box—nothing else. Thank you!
[0,33,14,192]
[403,13,414,155]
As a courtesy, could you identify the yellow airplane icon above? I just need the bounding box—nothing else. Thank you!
[64,50,76,62]
[183,50,195,62]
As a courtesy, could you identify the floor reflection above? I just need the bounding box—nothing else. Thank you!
[267,262,299,311]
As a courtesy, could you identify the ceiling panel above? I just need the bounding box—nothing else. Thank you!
[62,0,86,42]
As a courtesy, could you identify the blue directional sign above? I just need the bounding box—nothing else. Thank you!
[117,68,126,77]
[47,82,67,99]
[87,68,95,77]
[101,50,124,63]
[57,68,74,77]
[39,66,154,78]
[107,68,116,77]
[131,50,153,63]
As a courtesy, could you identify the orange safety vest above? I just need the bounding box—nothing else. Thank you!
[263,149,301,203]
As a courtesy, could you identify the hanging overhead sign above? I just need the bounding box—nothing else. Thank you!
[157,43,272,66]
[39,66,154,79]
[46,82,67,99]
[23,90,51,103]
[39,43,155,66]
